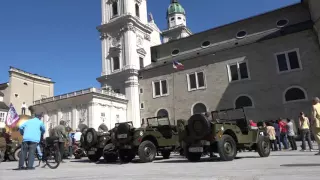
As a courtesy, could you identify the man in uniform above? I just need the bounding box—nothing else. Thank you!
[52,121,68,162]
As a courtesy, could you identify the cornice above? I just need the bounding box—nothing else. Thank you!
[97,14,153,34]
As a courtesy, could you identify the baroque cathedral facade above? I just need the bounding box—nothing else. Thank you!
[32,0,320,136]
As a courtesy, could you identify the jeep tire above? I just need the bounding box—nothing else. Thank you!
[84,128,98,147]
[161,150,170,159]
[87,148,102,162]
[257,136,271,157]
[218,134,237,161]
[188,114,211,140]
[14,147,21,161]
[119,149,135,163]
[138,140,156,163]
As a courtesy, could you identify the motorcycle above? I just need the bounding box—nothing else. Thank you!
[73,141,86,159]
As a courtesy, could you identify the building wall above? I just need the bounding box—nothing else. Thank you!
[139,29,320,125]
[6,71,54,115]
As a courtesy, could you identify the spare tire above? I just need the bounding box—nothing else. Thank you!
[187,114,211,140]
[78,124,88,133]
[115,123,132,143]
[84,128,98,147]
[98,123,108,132]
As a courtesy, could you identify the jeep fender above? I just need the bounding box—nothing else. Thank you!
[141,135,158,148]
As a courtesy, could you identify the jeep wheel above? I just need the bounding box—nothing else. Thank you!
[257,136,270,157]
[119,149,135,163]
[84,128,98,147]
[161,151,170,159]
[138,140,156,163]
[87,149,102,162]
[14,147,21,161]
[218,135,237,161]
[103,153,118,163]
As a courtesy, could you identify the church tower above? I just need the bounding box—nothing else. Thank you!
[162,0,192,43]
[97,0,153,127]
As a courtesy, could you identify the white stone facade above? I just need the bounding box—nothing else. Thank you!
[32,88,127,137]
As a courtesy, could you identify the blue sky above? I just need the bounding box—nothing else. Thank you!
[0,0,300,95]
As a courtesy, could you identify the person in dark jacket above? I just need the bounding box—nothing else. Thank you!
[52,120,68,163]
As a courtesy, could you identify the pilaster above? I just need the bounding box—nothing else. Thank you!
[125,74,140,128]
[122,22,138,68]
[87,102,95,128]
[72,107,78,130]
[57,110,63,125]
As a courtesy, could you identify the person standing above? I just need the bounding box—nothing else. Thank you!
[52,120,68,163]
[299,112,314,151]
[273,120,281,151]
[17,112,45,170]
[311,97,320,155]
[286,118,297,150]
[278,118,289,150]
[266,122,277,151]
[21,102,27,115]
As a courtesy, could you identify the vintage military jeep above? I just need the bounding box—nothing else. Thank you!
[81,124,118,162]
[110,116,179,163]
[179,108,270,162]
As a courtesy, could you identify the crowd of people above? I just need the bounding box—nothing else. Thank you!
[263,97,320,155]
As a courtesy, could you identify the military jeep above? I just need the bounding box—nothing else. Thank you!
[111,116,179,163]
[179,108,270,162]
[81,124,118,162]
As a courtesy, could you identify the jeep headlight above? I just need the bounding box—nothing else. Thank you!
[139,131,143,136]
[221,126,224,131]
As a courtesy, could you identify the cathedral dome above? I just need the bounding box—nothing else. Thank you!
[167,0,185,17]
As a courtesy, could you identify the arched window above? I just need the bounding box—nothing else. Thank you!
[284,87,307,102]
[235,95,253,108]
[192,103,207,115]
[157,109,169,118]
[112,2,118,16]
[135,4,140,17]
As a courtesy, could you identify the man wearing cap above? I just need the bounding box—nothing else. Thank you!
[16,108,45,170]
[311,97,320,155]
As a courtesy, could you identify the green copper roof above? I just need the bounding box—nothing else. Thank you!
[167,0,185,17]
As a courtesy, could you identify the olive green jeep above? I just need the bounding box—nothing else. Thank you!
[179,108,270,162]
[110,116,179,163]
[80,124,118,162]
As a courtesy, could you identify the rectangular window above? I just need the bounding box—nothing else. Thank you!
[139,57,144,69]
[152,80,169,98]
[112,57,120,71]
[187,71,206,91]
[135,4,140,18]
[140,102,144,109]
[139,88,143,94]
[0,112,6,122]
[275,49,301,73]
[112,3,118,17]
[227,61,250,82]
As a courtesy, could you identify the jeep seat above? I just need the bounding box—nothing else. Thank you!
[235,118,249,134]
[157,125,173,139]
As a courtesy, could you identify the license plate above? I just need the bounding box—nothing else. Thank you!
[124,145,131,149]
[189,147,203,153]
[90,148,97,151]
[201,140,210,146]
[88,151,96,155]
[118,134,127,139]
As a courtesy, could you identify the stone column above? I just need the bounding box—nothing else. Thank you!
[122,22,137,67]
[125,72,141,128]
[72,107,78,130]
[87,102,95,128]
[57,110,63,125]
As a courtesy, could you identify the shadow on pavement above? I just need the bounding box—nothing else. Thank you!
[281,163,320,167]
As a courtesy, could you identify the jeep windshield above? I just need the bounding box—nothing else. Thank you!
[146,116,170,127]
[211,108,246,122]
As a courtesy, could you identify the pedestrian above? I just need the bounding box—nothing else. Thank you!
[286,118,297,150]
[278,118,289,150]
[299,112,314,151]
[266,122,277,151]
[21,102,27,115]
[311,97,320,155]
[273,120,281,151]
[74,128,82,143]
[0,129,6,162]
[68,132,74,158]
[52,120,68,163]
[16,111,45,170]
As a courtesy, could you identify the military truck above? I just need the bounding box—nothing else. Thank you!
[80,124,118,162]
[110,116,179,163]
[179,108,270,162]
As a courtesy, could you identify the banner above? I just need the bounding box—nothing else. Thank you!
[5,103,20,128]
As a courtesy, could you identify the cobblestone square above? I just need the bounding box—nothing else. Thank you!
[1,144,320,180]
